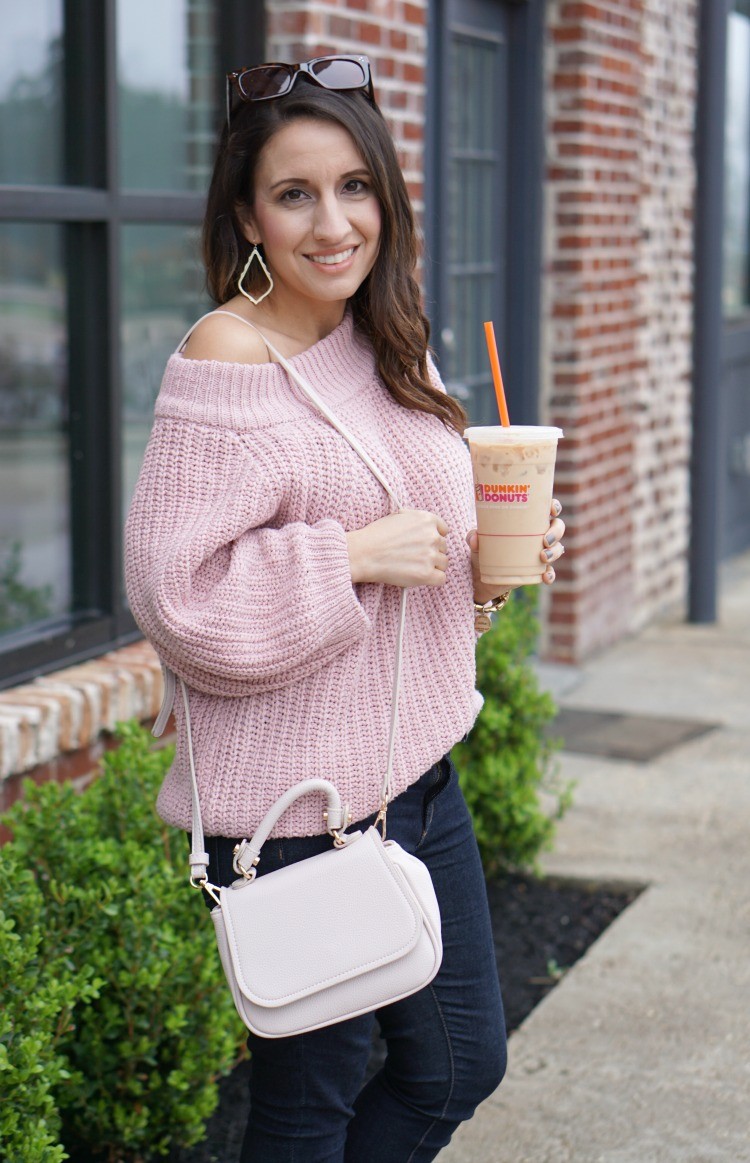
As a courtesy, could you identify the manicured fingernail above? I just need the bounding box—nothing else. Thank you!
[545,567,555,582]
[545,531,556,546]
[552,499,562,515]
[545,548,555,561]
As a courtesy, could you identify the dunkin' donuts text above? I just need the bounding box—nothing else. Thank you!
[475,483,530,504]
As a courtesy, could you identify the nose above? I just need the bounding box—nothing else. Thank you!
[312,192,350,242]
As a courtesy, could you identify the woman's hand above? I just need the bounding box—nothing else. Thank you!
[539,498,565,585]
[466,498,566,601]
[346,510,449,588]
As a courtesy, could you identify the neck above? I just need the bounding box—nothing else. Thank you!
[231,289,348,351]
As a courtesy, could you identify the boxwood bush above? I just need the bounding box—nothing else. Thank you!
[452,589,572,876]
[0,850,102,1163]
[1,721,246,1162]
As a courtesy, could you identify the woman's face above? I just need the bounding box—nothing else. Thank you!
[241,117,382,311]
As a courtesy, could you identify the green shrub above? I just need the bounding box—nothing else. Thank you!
[452,590,572,876]
[0,538,53,631]
[0,849,101,1163]
[3,721,245,1162]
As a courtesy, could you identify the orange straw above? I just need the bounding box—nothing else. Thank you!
[483,321,511,427]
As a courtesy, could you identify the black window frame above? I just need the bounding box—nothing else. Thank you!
[0,0,265,689]
[425,0,545,424]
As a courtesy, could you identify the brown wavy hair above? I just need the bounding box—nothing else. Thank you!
[202,83,467,434]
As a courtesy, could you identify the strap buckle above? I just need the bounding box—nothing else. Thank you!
[324,806,353,848]
[233,839,260,880]
[374,798,388,841]
[190,875,221,906]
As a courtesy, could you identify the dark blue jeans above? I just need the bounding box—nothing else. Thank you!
[201,755,506,1162]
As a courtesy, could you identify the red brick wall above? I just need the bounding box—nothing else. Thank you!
[542,0,696,661]
[267,1,428,217]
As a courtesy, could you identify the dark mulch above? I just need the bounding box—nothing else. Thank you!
[171,874,641,1163]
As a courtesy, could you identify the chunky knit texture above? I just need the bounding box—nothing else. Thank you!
[125,313,482,839]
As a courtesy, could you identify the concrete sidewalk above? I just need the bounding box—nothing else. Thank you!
[443,554,750,1163]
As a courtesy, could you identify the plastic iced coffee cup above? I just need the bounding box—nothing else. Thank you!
[464,425,564,587]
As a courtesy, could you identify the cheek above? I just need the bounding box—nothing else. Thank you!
[360,202,382,264]
[257,212,306,258]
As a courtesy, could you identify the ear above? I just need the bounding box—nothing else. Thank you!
[235,203,259,246]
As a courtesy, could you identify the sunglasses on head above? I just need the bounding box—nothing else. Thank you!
[226,55,375,129]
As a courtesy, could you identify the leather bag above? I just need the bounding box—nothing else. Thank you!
[153,316,443,1038]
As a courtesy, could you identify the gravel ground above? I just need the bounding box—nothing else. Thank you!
[171,874,639,1163]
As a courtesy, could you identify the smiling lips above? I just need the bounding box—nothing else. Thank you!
[306,246,357,266]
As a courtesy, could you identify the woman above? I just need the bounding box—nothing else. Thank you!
[125,55,565,1163]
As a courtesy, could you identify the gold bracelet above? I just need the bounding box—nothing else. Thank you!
[473,591,512,613]
[473,591,512,633]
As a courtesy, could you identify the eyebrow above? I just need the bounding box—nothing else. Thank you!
[268,169,372,192]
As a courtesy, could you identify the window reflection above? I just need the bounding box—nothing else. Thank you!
[121,223,208,522]
[723,9,750,317]
[118,0,218,191]
[0,1,64,185]
[0,224,70,637]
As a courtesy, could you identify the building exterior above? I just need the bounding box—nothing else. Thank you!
[0,0,748,793]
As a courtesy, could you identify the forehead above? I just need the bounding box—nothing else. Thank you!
[256,117,366,180]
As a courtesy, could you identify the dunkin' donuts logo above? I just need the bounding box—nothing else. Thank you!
[475,483,530,503]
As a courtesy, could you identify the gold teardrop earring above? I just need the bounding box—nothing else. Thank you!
[237,243,274,305]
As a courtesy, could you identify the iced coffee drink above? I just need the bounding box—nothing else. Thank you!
[464,426,563,587]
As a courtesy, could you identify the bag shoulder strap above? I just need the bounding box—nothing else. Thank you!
[173,309,270,357]
[156,316,408,883]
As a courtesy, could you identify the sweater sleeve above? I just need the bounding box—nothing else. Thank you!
[124,418,370,696]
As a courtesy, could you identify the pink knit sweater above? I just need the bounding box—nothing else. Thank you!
[124,312,482,839]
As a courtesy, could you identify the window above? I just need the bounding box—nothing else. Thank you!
[724,2,750,318]
[426,0,544,426]
[0,1,264,686]
[443,30,507,423]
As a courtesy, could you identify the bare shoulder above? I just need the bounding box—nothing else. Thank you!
[182,312,270,366]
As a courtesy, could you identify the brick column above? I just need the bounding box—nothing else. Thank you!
[632,0,696,630]
[542,0,697,662]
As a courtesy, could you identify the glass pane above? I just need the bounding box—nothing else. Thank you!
[118,0,219,191]
[121,223,208,525]
[724,10,750,317]
[0,224,70,639]
[445,34,503,423]
[0,1,64,185]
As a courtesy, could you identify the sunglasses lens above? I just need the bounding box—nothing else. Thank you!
[238,65,293,100]
[311,58,367,90]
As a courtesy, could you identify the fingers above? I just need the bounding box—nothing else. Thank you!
[541,540,565,565]
[427,518,448,585]
[551,497,563,518]
[541,513,565,576]
[543,517,566,547]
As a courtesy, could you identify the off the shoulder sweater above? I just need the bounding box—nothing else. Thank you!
[124,312,483,839]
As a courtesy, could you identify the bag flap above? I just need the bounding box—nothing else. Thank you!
[219,827,422,1007]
